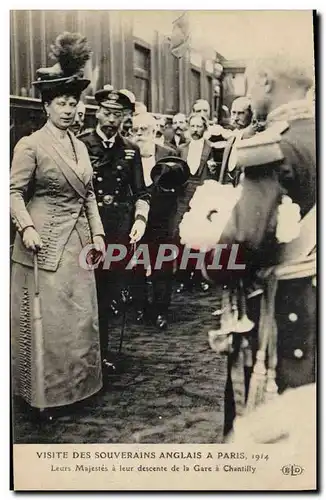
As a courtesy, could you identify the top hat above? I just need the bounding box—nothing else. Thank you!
[151,157,190,190]
[95,85,134,111]
[32,32,91,96]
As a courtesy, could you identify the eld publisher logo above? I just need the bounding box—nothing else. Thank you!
[281,465,304,476]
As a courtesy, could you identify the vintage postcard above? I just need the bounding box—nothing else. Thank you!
[9,9,317,491]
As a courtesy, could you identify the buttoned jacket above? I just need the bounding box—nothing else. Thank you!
[10,123,104,271]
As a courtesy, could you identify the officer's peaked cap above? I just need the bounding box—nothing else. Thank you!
[95,84,134,111]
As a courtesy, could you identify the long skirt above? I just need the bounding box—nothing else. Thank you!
[11,230,102,408]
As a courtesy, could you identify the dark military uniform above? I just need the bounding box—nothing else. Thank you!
[218,100,316,431]
[79,128,149,357]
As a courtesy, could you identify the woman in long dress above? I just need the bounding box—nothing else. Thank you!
[10,32,105,414]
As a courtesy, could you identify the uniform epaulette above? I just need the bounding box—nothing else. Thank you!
[76,128,94,138]
[236,121,289,169]
[268,120,290,136]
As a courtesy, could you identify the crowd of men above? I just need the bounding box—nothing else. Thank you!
[67,52,316,441]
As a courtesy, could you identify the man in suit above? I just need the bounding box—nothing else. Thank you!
[192,98,211,120]
[79,86,150,372]
[170,113,188,149]
[176,113,215,293]
[218,96,253,185]
[131,112,180,329]
[179,114,213,180]
[69,100,86,136]
[155,116,167,147]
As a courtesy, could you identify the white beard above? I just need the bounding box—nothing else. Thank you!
[139,141,155,157]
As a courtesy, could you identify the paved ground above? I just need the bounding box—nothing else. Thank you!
[13,285,229,444]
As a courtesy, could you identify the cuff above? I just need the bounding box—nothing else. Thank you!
[135,199,150,223]
[20,225,35,237]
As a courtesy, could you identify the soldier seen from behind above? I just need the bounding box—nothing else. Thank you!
[180,51,316,437]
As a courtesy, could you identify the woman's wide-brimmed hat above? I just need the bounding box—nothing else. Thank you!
[151,157,190,190]
[32,32,91,96]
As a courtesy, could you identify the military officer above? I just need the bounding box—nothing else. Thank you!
[180,51,316,435]
[79,86,150,373]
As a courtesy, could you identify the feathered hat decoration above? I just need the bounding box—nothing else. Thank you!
[32,32,92,94]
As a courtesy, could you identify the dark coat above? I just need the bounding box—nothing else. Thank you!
[145,144,180,242]
[169,135,188,150]
[220,115,316,392]
[179,139,213,181]
[79,129,149,240]
[174,139,214,239]
[218,135,240,185]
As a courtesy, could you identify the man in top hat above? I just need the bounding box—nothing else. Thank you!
[130,112,186,329]
[169,113,189,150]
[79,85,150,373]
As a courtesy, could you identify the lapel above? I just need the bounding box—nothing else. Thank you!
[219,136,236,182]
[40,125,87,199]
[69,131,93,186]
[180,144,189,162]
[197,140,212,177]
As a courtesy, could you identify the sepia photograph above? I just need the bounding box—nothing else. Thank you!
[9,8,317,490]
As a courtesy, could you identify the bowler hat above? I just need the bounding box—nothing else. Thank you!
[151,157,190,190]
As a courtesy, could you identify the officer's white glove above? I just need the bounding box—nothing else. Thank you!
[129,219,146,244]
[179,181,242,250]
[276,195,301,243]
